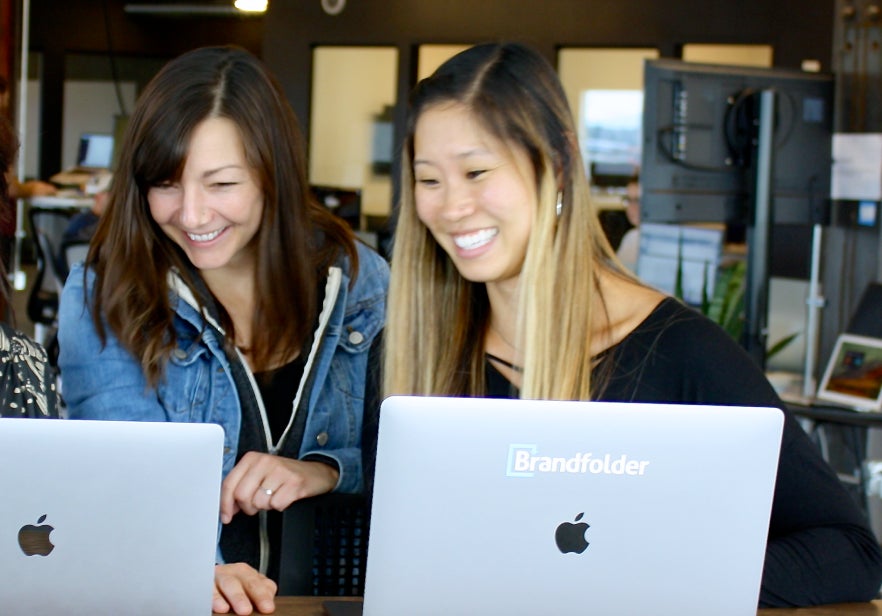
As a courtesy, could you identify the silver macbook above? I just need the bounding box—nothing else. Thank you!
[50,132,115,186]
[0,418,224,615]
[364,397,784,616]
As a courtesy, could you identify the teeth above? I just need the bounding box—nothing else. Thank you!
[453,228,497,250]
[187,228,223,242]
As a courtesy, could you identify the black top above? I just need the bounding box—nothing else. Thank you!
[255,355,308,444]
[483,298,882,607]
[253,355,308,582]
[218,283,323,581]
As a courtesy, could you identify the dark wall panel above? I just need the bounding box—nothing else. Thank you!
[27,0,264,176]
[24,0,834,176]
[263,0,834,139]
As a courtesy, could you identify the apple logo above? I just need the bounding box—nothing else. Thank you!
[555,512,590,554]
[18,514,55,556]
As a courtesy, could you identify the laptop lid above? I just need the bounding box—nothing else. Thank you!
[364,397,784,616]
[76,133,114,170]
[0,418,223,615]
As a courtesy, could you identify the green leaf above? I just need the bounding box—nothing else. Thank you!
[767,331,801,360]
[674,234,684,301]
[672,238,797,360]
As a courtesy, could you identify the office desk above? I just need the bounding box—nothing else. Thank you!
[213,597,359,616]
[215,597,882,615]
[789,402,882,429]
[786,400,882,518]
[28,194,95,209]
[761,601,882,614]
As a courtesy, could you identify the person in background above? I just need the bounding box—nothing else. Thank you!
[378,41,882,607]
[57,46,388,615]
[6,172,56,201]
[0,108,58,418]
[61,189,108,247]
[615,176,641,272]
[0,75,57,270]
[48,189,110,283]
[0,75,56,201]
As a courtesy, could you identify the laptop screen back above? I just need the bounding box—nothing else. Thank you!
[76,133,114,169]
[365,397,783,616]
[0,418,223,615]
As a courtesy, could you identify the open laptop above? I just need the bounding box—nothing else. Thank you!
[363,397,784,616]
[50,133,115,186]
[0,418,224,615]
[816,333,882,412]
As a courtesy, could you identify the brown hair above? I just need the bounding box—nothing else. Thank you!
[87,46,357,385]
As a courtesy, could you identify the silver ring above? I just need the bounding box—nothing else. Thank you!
[263,488,273,497]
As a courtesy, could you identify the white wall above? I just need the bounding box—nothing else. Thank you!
[61,81,136,170]
[309,47,398,219]
[558,48,659,131]
[19,79,136,180]
[418,44,470,80]
[22,79,41,180]
[681,44,773,67]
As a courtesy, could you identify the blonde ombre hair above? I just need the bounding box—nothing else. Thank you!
[384,42,632,400]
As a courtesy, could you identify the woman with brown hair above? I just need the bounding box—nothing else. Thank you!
[58,46,388,614]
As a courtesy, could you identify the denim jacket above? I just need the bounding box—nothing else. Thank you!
[58,241,388,495]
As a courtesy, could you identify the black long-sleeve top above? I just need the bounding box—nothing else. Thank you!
[487,298,882,607]
[364,298,882,607]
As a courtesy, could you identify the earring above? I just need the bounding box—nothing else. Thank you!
[555,191,563,217]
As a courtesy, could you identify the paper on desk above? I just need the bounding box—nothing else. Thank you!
[831,133,882,201]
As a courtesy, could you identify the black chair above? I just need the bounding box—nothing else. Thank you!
[59,240,90,280]
[278,492,369,597]
[26,208,76,363]
[27,207,71,326]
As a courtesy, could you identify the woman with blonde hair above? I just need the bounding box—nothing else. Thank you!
[380,41,882,607]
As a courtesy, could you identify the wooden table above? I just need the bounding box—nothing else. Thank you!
[214,596,359,616]
[28,194,96,210]
[224,598,882,615]
[758,602,882,615]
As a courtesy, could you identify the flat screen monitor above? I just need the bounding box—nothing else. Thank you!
[640,59,834,228]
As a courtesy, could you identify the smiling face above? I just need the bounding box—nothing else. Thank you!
[147,116,264,275]
[413,103,537,291]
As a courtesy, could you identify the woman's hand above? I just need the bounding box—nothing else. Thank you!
[219,451,340,524]
[213,562,277,615]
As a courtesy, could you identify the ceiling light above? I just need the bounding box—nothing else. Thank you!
[234,0,267,12]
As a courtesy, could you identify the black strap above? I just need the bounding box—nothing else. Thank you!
[485,352,523,373]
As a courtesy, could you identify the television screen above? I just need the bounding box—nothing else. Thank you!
[640,59,834,228]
